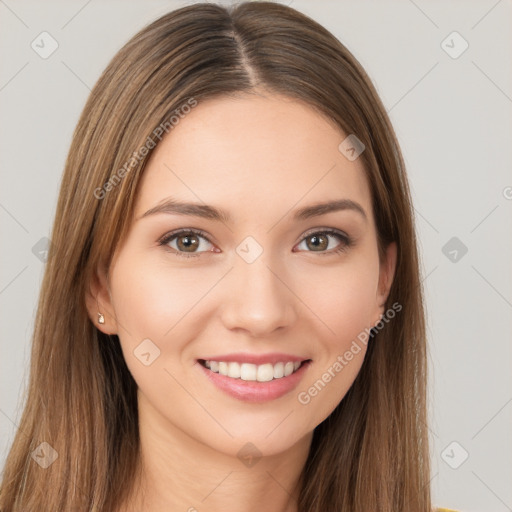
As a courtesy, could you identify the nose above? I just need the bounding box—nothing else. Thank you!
[219,254,298,337]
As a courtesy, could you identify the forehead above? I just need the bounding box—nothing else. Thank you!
[135,93,372,224]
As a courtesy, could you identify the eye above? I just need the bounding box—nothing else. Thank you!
[158,227,353,258]
[158,229,216,257]
[295,229,352,255]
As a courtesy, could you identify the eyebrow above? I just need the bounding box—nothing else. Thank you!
[138,197,368,223]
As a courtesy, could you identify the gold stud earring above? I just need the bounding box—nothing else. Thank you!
[98,312,105,325]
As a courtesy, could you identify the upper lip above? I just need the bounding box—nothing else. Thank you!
[198,353,311,366]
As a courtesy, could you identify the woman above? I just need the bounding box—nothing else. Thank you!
[0,2,449,511]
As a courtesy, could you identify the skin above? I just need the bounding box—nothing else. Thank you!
[86,91,396,512]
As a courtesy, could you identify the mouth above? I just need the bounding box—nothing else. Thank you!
[198,358,312,382]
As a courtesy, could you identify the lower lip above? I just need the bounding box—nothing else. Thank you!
[197,361,311,403]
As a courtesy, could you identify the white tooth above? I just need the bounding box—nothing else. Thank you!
[273,362,284,379]
[227,362,241,378]
[207,360,301,380]
[218,362,229,376]
[257,363,274,382]
[240,363,257,381]
[284,362,294,377]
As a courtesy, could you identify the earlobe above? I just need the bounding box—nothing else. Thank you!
[84,262,117,335]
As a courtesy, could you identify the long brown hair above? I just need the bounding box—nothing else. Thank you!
[0,2,431,510]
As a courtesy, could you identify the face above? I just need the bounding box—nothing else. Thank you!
[88,92,396,458]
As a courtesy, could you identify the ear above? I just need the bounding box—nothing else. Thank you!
[375,241,397,320]
[84,261,118,335]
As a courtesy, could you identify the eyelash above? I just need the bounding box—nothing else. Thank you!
[158,228,353,258]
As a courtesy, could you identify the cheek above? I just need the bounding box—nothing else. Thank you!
[109,252,215,397]
[293,259,377,430]
[110,251,213,342]
[294,255,380,345]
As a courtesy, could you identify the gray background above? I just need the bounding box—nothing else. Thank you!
[1,1,511,510]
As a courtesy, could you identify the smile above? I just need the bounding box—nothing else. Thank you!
[199,359,305,382]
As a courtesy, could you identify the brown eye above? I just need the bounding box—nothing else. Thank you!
[305,233,329,251]
[159,229,215,257]
[296,229,352,255]
[175,233,200,252]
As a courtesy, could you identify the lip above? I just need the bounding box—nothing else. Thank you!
[196,358,312,403]
[198,352,308,366]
